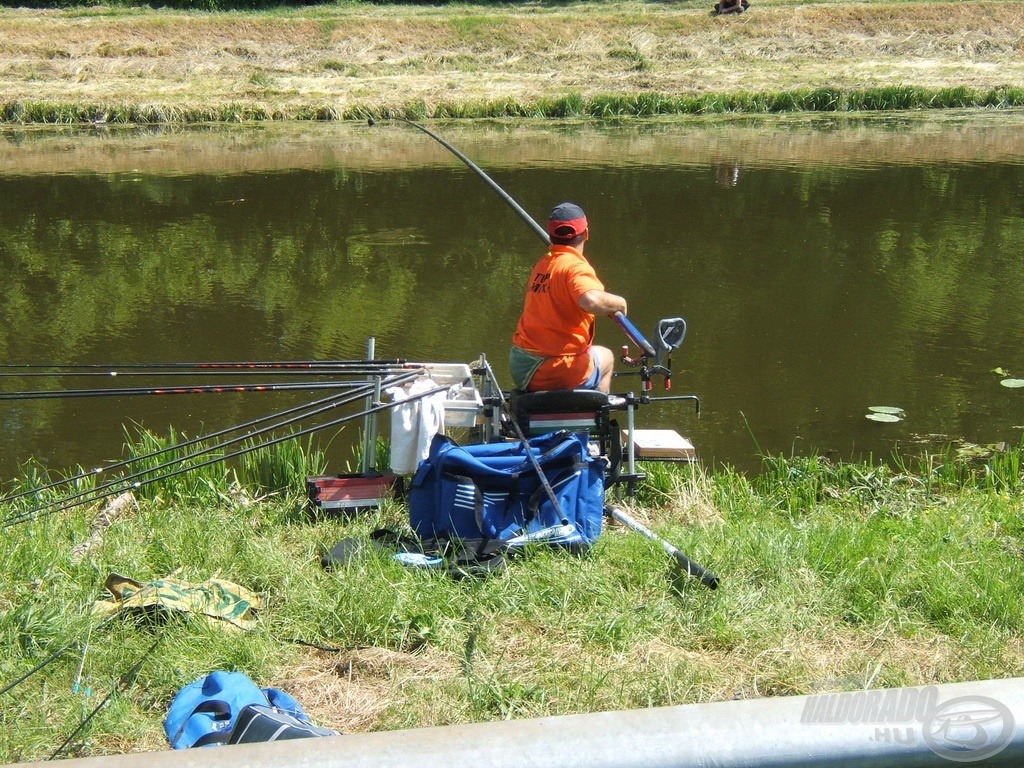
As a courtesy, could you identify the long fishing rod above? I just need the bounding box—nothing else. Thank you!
[0,379,377,401]
[2,384,368,526]
[49,633,164,761]
[3,378,384,526]
[0,615,117,699]
[402,119,549,243]
[0,359,406,372]
[401,120,600,531]
[2,377,383,526]
[8,379,449,528]
[4,371,437,527]
[0,382,378,507]
[0,368,404,379]
[400,118,655,355]
[606,505,719,590]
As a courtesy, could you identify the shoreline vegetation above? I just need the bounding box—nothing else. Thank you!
[2,1,1024,124]
[1,434,1023,761]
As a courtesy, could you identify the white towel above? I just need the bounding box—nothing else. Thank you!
[386,377,447,475]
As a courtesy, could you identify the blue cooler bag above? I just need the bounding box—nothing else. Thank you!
[409,431,605,554]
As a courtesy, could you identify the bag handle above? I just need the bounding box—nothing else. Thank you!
[171,699,232,748]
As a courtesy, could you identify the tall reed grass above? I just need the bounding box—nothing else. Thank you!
[6,85,1024,125]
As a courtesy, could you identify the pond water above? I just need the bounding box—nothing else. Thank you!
[1,113,1023,481]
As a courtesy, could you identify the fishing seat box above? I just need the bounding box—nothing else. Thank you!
[306,474,400,514]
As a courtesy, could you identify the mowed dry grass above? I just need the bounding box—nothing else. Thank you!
[1,1,1023,117]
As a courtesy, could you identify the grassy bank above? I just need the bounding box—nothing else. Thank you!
[2,433,1023,760]
[2,1,1024,123]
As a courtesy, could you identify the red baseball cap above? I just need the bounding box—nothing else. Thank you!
[548,202,588,241]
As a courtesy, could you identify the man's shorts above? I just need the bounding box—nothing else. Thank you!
[524,348,601,391]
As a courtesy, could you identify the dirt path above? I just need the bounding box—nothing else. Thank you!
[1,1,1023,120]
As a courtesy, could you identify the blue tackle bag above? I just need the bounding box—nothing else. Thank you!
[409,431,605,556]
[164,671,337,749]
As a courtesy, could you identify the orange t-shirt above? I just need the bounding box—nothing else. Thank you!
[512,245,605,389]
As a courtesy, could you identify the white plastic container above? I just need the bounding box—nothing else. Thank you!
[418,362,483,428]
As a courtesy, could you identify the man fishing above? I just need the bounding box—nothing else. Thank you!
[509,202,629,394]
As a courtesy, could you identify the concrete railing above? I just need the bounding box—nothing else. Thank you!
[14,677,1024,768]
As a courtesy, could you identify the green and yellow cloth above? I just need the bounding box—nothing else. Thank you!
[94,572,263,630]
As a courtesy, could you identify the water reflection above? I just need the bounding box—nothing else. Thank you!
[1,116,1023,478]
[714,161,743,188]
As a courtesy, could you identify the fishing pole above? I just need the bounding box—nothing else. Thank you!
[0,382,378,507]
[39,378,447,526]
[0,359,406,372]
[4,372,441,527]
[401,119,642,524]
[399,118,658,358]
[0,616,117,699]
[402,119,550,243]
[606,505,719,589]
[1,379,385,526]
[49,633,164,761]
[0,379,376,401]
[478,357,569,527]
[0,368,405,379]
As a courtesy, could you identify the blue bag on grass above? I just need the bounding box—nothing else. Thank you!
[164,670,336,749]
[409,430,605,556]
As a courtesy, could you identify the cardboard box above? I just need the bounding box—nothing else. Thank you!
[623,429,696,461]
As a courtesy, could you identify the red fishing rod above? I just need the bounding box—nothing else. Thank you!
[0,359,405,371]
[0,381,381,507]
[0,368,403,379]
[4,372,443,527]
[0,379,377,401]
[3,368,426,524]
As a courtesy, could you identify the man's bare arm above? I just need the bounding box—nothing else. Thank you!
[579,289,627,316]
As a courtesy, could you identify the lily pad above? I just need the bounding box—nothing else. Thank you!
[866,413,903,423]
[1000,378,1024,389]
[868,406,906,415]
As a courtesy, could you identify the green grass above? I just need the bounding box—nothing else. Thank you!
[1,433,1023,760]
[6,85,1024,126]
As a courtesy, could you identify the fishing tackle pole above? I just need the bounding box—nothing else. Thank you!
[4,372,443,527]
[606,505,719,589]
[0,368,404,379]
[400,119,659,360]
[0,383,377,507]
[49,633,164,761]
[0,616,117,698]
[0,359,406,372]
[402,119,550,244]
[0,379,374,401]
[2,381,383,526]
